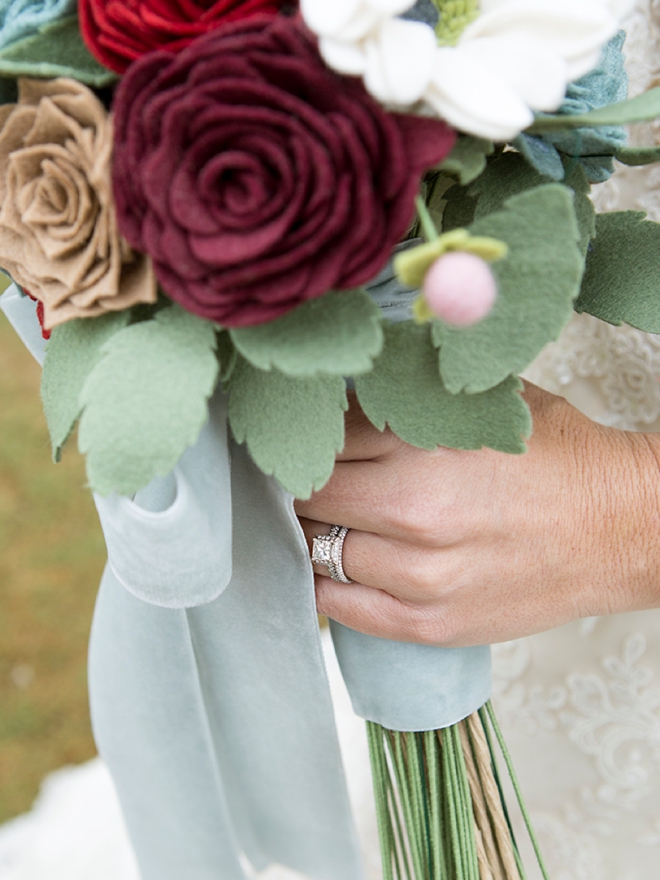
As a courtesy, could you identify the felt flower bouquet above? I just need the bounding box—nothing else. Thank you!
[3,0,660,877]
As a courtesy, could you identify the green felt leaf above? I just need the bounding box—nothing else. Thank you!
[575,211,660,332]
[528,86,660,133]
[433,185,583,393]
[615,145,660,166]
[41,311,129,462]
[78,305,219,496]
[467,152,551,218]
[229,289,383,377]
[563,162,596,257]
[216,330,238,383]
[0,16,117,86]
[228,357,347,499]
[440,181,478,231]
[439,136,494,185]
[442,152,546,232]
[354,323,530,454]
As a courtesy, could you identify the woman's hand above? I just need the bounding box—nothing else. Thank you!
[295,383,660,647]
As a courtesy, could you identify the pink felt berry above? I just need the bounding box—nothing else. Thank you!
[422,251,498,326]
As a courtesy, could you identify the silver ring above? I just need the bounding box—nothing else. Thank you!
[311,525,353,584]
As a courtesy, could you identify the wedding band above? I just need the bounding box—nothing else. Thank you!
[311,525,353,584]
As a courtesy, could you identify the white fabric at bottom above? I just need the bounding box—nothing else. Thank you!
[0,631,380,880]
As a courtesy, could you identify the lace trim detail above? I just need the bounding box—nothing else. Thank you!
[493,631,660,878]
[525,313,660,430]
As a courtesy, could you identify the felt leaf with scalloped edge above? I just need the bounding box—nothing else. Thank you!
[0,16,117,86]
[528,86,660,133]
[433,185,583,394]
[228,357,347,499]
[41,311,129,462]
[229,289,383,377]
[354,322,530,453]
[575,211,660,333]
[438,136,494,185]
[78,304,218,496]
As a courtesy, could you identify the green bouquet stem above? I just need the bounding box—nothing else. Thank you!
[367,702,550,880]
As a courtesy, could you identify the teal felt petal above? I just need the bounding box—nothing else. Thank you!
[354,322,530,454]
[78,305,219,496]
[433,185,583,394]
[229,289,383,377]
[575,211,660,333]
[518,33,627,185]
[528,85,660,133]
[41,311,129,462]
[228,357,347,499]
[0,16,117,86]
[438,136,494,185]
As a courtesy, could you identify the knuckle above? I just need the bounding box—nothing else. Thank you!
[384,544,447,600]
[387,489,439,544]
[401,605,456,645]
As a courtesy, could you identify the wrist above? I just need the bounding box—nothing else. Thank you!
[593,428,660,616]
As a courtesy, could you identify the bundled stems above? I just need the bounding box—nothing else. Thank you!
[366,701,550,880]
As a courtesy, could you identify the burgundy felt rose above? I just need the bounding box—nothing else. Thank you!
[112,16,456,327]
[80,0,285,73]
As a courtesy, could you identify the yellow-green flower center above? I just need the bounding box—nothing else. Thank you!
[434,0,480,46]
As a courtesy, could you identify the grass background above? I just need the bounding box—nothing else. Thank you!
[0,307,105,824]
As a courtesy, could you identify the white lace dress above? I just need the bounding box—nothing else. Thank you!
[491,6,660,878]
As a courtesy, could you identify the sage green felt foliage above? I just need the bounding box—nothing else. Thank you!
[41,311,129,462]
[575,211,660,333]
[461,152,549,219]
[441,152,547,233]
[0,16,116,86]
[78,305,218,496]
[229,289,383,376]
[563,163,596,257]
[615,145,660,166]
[433,186,583,394]
[216,331,237,383]
[438,136,494,185]
[528,85,660,133]
[354,323,530,454]
[228,357,347,499]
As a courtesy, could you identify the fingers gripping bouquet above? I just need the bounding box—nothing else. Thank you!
[1,0,660,877]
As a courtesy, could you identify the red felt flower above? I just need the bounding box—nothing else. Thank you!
[112,16,456,327]
[24,289,51,340]
[80,0,286,74]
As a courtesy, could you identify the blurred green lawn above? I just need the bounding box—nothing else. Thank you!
[0,308,106,823]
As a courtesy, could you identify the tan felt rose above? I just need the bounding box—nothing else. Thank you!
[0,77,156,328]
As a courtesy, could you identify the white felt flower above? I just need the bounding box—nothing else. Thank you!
[301,0,626,141]
[302,0,437,105]
[425,0,623,140]
[322,16,438,105]
[300,0,414,43]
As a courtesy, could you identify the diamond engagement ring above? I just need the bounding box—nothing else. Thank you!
[311,525,353,584]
